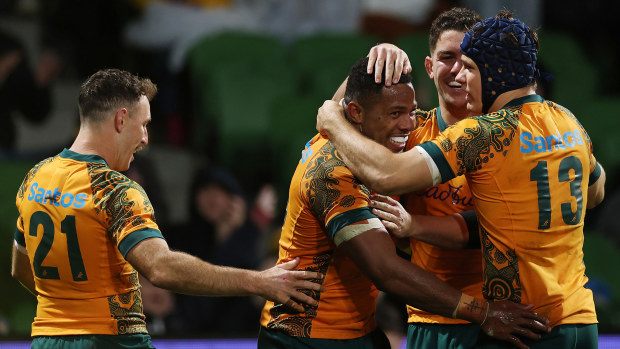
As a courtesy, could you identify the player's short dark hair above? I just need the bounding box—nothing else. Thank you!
[344,57,412,109]
[78,69,157,123]
[429,7,482,54]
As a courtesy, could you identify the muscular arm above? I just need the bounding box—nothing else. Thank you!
[340,228,463,315]
[11,243,37,296]
[317,100,433,195]
[340,228,550,348]
[126,237,323,312]
[587,163,605,209]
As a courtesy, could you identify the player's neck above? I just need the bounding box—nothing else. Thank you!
[438,100,471,125]
[488,85,537,113]
[69,126,112,160]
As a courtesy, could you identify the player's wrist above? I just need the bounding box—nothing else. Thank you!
[452,293,489,325]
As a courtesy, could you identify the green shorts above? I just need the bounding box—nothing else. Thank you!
[407,323,481,349]
[32,334,155,349]
[257,326,391,349]
[476,323,598,349]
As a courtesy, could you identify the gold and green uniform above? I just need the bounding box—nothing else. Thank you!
[404,108,483,325]
[417,95,602,327]
[14,149,164,336]
[260,134,383,340]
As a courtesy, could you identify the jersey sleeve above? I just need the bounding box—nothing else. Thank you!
[417,111,517,184]
[308,161,383,246]
[416,117,481,184]
[584,129,603,185]
[105,180,164,257]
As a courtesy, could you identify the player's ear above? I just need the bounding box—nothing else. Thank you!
[347,102,364,124]
[425,56,433,79]
[114,108,128,133]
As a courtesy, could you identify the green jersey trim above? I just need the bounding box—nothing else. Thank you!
[60,148,108,165]
[326,207,377,240]
[14,228,25,246]
[589,162,602,185]
[436,107,449,132]
[418,142,456,183]
[502,94,543,109]
[118,228,164,257]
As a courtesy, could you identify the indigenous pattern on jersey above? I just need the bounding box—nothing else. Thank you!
[402,108,483,325]
[418,95,600,326]
[260,134,380,339]
[14,149,164,336]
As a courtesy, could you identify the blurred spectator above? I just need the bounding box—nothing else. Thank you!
[166,165,262,336]
[250,183,278,234]
[0,28,60,151]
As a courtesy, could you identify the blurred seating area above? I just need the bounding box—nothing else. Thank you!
[0,0,619,339]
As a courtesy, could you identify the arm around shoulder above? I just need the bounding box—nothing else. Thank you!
[317,101,433,195]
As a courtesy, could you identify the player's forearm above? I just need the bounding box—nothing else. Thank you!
[376,258,486,323]
[149,250,257,297]
[410,214,469,249]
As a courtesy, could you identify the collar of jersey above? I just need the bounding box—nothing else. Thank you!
[501,94,544,109]
[436,107,449,132]
[60,148,108,165]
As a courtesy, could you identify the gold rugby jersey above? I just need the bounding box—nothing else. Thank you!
[260,134,381,339]
[417,95,602,326]
[403,107,484,325]
[14,149,164,336]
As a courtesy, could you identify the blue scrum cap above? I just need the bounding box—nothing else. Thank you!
[460,14,538,113]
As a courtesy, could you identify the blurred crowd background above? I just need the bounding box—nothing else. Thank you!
[0,0,619,340]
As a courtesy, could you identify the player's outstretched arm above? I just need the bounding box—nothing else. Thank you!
[254,258,324,312]
[340,227,549,349]
[126,237,323,312]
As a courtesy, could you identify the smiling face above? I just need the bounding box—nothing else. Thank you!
[426,30,468,113]
[456,54,483,114]
[353,83,417,153]
[118,95,151,171]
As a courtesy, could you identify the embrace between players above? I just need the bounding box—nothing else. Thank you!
[12,7,605,349]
